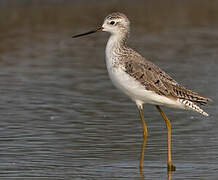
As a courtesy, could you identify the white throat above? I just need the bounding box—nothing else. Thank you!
[105,33,127,61]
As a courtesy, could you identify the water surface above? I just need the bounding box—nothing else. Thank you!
[0,1,217,179]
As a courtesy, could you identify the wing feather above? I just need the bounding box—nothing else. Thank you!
[124,59,211,105]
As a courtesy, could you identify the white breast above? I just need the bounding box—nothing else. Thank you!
[105,34,184,109]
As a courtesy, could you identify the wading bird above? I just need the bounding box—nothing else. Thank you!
[72,12,211,172]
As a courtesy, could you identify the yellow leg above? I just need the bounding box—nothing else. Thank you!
[138,106,148,173]
[156,105,176,171]
[168,170,172,180]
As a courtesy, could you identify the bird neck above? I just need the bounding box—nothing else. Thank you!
[106,33,128,59]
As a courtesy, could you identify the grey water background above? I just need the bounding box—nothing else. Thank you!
[0,0,218,179]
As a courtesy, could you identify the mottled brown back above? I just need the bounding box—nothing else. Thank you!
[123,50,211,105]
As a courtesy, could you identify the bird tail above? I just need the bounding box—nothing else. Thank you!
[178,99,210,116]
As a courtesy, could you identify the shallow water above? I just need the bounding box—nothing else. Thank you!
[0,1,218,179]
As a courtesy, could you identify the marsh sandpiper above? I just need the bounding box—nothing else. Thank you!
[72,12,211,171]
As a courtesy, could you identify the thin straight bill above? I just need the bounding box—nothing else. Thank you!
[72,27,103,38]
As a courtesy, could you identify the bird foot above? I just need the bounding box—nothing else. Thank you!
[168,163,176,172]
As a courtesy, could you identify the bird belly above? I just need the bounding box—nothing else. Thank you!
[107,66,184,108]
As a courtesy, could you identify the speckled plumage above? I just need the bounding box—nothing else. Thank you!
[103,12,211,116]
[72,12,212,171]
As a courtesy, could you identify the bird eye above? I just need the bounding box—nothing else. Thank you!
[110,21,115,25]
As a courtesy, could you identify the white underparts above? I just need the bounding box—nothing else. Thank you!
[105,33,209,116]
